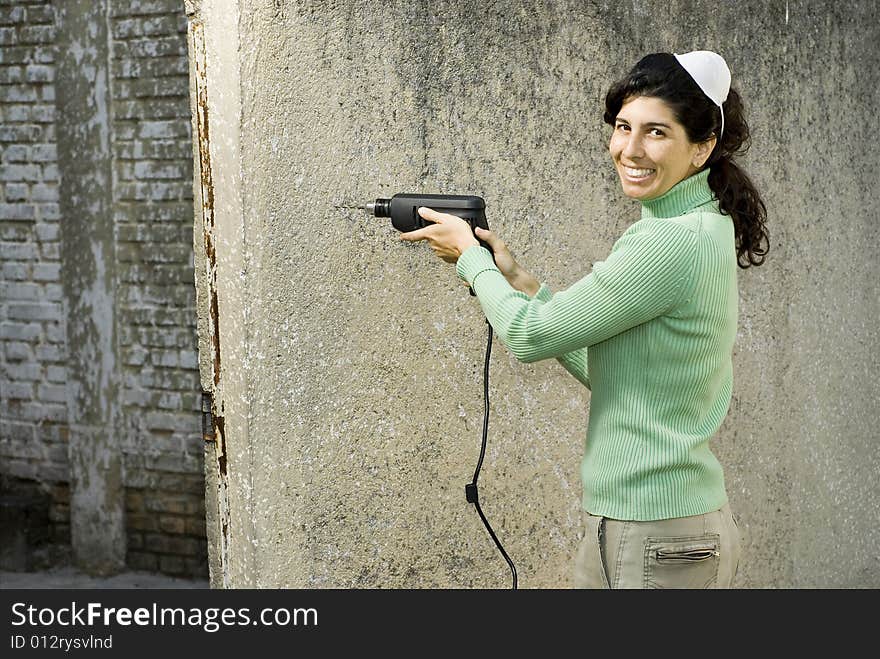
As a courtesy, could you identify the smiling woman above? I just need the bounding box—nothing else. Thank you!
[402,50,768,589]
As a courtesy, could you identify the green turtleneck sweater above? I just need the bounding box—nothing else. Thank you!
[456,169,736,521]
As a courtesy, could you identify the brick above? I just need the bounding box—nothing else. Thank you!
[122,345,148,366]
[37,383,66,403]
[0,6,25,25]
[125,490,144,512]
[0,164,42,183]
[2,263,28,280]
[159,515,185,534]
[136,119,190,140]
[0,241,37,260]
[3,362,41,380]
[1,281,39,300]
[46,365,65,383]
[36,202,59,220]
[7,302,61,321]
[154,349,179,368]
[184,516,206,537]
[34,343,67,362]
[26,104,53,124]
[144,452,187,472]
[18,25,54,45]
[39,463,69,483]
[128,512,158,532]
[111,0,185,18]
[31,262,59,281]
[126,532,143,550]
[34,223,57,241]
[24,63,52,82]
[121,36,187,59]
[0,65,22,83]
[25,5,54,25]
[113,200,190,223]
[30,143,55,162]
[1,381,34,399]
[0,224,32,241]
[3,338,33,359]
[127,551,158,571]
[36,423,68,443]
[0,26,14,45]
[4,182,28,201]
[155,391,181,410]
[0,46,32,65]
[19,401,65,422]
[3,144,30,162]
[134,161,187,180]
[159,554,185,575]
[40,163,58,181]
[44,445,68,463]
[112,15,183,40]
[0,203,36,220]
[184,556,207,578]
[0,321,39,340]
[0,84,38,103]
[0,437,40,459]
[31,183,57,202]
[0,459,37,480]
[145,492,201,515]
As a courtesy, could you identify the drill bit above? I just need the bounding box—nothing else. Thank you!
[334,202,382,216]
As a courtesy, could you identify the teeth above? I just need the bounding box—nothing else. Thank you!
[624,167,655,177]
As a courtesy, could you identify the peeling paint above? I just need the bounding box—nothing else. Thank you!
[188,15,231,587]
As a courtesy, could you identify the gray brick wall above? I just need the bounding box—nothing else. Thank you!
[0,0,68,551]
[1,0,205,579]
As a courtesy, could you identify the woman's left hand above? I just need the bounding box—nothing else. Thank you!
[399,207,479,264]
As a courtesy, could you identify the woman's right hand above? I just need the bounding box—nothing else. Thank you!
[474,227,540,297]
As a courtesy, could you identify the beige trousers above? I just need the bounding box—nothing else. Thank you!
[574,503,741,588]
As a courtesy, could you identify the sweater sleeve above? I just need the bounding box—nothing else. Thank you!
[533,283,591,390]
[455,220,697,364]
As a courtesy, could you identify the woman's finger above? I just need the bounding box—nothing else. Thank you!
[399,226,432,242]
[417,207,445,223]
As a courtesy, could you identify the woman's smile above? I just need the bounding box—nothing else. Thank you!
[621,165,657,182]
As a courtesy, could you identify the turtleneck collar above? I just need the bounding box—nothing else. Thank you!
[640,168,716,220]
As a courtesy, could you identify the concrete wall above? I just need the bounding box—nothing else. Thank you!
[1,0,207,578]
[189,0,879,588]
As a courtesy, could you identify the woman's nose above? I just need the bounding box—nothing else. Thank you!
[622,134,644,159]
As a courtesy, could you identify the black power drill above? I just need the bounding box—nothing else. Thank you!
[347,193,493,295]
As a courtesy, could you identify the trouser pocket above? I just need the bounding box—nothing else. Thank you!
[644,534,720,589]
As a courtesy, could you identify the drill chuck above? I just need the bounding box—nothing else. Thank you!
[365,199,390,217]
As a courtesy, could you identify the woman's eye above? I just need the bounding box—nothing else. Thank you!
[651,128,665,136]
[616,123,629,131]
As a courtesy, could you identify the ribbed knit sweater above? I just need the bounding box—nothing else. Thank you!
[456,169,737,520]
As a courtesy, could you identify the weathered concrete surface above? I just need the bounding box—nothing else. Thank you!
[55,0,125,575]
[189,0,880,588]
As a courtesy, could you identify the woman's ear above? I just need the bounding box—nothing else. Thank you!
[692,135,717,168]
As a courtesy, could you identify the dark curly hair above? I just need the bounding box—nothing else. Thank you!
[603,53,769,268]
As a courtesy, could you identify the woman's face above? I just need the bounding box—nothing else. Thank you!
[609,95,715,201]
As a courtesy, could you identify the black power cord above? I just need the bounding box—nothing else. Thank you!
[465,319,517,589]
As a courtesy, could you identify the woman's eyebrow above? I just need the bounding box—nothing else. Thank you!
[616,118,672,129]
